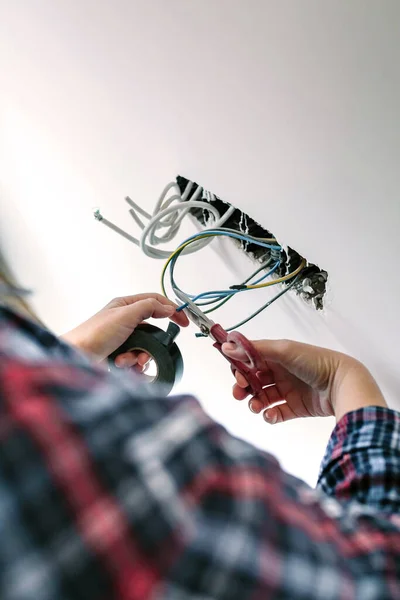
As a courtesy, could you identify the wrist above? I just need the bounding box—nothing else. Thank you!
[62,329,98,359]
[332,358,387,422]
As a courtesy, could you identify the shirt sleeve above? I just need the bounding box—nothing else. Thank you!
[317,406,400,513]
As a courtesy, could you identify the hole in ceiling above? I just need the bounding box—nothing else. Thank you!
[177,175,328,310]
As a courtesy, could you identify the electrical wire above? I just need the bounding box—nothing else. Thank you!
[250,260,280,285]
[166,234,278,308]
[94,180,239,259]
[177,262,280,305]
[163,229,306,332]
[192,270,303,336]
[224,272,302,331]
[139,201,236,258]
[94,211,141,246]
[175,261,300,310]
[193,257,274,310]
[161,231,300,299]
[246,259,306,289]
[241,257,273,283]
[169,253,277,304]
[94,179,307,331]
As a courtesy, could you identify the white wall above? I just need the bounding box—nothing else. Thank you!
[1,1,399,485]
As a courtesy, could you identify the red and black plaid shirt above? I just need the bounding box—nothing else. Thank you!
[0,305,399,599]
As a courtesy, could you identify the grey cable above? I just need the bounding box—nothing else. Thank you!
[225,273,301,331]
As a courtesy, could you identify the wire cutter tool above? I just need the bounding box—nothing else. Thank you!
[175,290,265,397]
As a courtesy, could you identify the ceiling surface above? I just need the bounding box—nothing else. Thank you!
[1,0,399,485]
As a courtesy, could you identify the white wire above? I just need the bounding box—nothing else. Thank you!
[141,201,236,258]
[95,180,235,259]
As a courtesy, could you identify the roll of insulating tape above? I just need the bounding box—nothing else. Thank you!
[108,322,183,395]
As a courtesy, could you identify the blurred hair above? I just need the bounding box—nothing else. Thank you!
[0,249,40,322]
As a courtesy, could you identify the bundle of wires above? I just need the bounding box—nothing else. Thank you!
[94,179,306,331]
[94,180,236,258]
[161,229,306,331]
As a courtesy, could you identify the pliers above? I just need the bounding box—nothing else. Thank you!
[175,290,264,397]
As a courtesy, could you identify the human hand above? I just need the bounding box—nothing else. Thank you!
[63,294,189,363]
[222,339,387,423]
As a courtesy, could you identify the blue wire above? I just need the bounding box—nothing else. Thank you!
[174,261,281,309]
[177,281,284,311]
[171,230,282,311]
[191,289,241,302]
[175,289,238,312]
[250,261,280,285]
[171,254,279,298]
[189,265,283,304]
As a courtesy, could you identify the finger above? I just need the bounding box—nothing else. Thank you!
[248,393,268,414]
[232,369,275,403]
[117,298,179,330]
[232,382,250,400]
[262,384,284,405]
[235,371,250,388]
[114,351,151,369]
[222,341,247,362]
[223,340,268,372]
[137,351,151,366]
[263,402,297,424]
[168,307,190,328]
[107,294,189,327]
[227,331,266,370]
[248,384,284,413]
[114,352,140,368]
[234,369,275,388]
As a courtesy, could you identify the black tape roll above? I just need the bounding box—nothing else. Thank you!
[107,322,183,395]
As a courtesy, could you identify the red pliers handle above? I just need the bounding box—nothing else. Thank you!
[211,324,264,397]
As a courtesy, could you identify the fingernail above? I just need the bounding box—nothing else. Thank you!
[263,410,277,424]
[116,357,130,368]
[164,307,175,314]
[222,345,239,357]
[249,400,261,414]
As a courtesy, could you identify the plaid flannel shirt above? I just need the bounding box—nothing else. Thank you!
[0,305,399,600]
